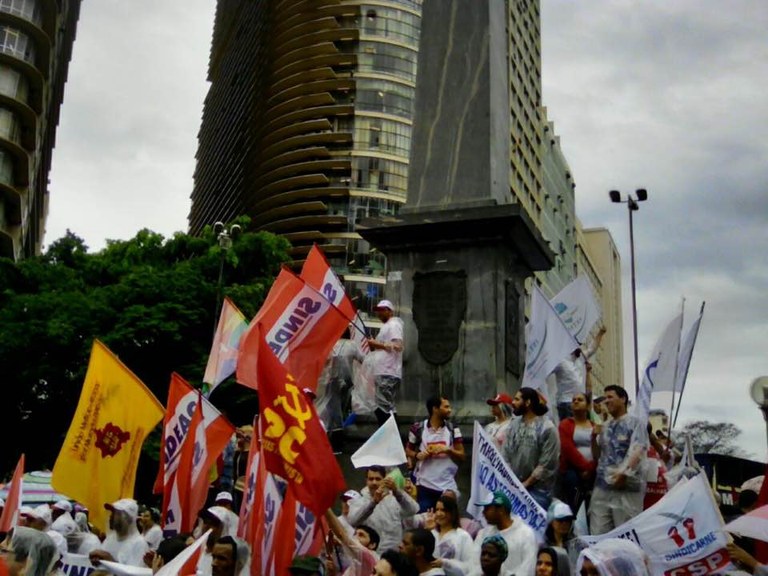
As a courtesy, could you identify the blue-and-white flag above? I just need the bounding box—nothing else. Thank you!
[551,275,601,344]
[635,312,683,422]
[522,283,580,391]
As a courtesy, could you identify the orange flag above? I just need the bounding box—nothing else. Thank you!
[237,267,349,392]
[0,454,24,532]
[253,323,345,515]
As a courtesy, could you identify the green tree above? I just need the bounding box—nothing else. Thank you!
[673,420,750,457]
[0,220,290,485]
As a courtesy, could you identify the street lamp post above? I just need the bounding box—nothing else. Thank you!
[749,376,768,455]
[212,221,241,336]
[609,188,648,396]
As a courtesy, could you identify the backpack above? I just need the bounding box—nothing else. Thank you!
[409,419,455,450]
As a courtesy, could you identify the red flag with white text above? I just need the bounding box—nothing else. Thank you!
[252,323,346,515]
[236,267,350,392]
[0,454,24,532]
[300,244,369,353]
[156,373,234,534]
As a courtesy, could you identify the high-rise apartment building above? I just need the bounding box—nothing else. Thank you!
[0,0,82,260]
[189,0,423,316]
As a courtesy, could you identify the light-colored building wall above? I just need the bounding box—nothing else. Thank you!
[580,226,624,392]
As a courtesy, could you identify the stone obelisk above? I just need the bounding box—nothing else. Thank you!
[358,0,554,421]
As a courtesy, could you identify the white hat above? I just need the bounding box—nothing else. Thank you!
[53,500,73,513]
[375,299,394,311]
[342,490,361,501]
[548,500,575,522]
[215,491,233,503]
[22,504,53,528]
[104,498,139,519]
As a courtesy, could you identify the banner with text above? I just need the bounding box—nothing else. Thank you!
[579,472,731,576]
[468,421,547,539]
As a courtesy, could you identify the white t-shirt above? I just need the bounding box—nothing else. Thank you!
[472,520,537,576]
[371,317,403,378]
[552,356,582,403]
[142,524,163,551]
[484,419,512,449]
[410,422,462,493]
[100,531,149,567]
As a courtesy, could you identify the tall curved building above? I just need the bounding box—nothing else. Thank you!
[189,0,422,317]
[0,0,81,260]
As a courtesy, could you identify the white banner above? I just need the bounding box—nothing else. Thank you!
[61,554,95,576]
[522,283,579,390]
[580,473,731,576]
[468,422,547,538]
[551,275,601,343]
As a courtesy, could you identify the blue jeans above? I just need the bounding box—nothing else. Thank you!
[528,486,552,511]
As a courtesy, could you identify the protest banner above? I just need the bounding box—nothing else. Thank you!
[468,421,547,539]
[60,554,95,576]
[580,472,731,576]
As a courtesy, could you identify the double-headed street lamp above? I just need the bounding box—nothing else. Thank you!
[609,188,648,396]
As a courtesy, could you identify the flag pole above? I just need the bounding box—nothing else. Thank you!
[673,301,706,429]
[666,298,685,442]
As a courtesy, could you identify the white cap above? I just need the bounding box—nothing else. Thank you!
[375,299,394,311]
[104,498,139,519]
[53,500,73,513]
[548,500,575,521]
[22,504,53,528]
[215,491,233,503]
[342,490,361,501]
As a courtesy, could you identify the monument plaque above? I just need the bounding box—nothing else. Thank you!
[413,270,467,365]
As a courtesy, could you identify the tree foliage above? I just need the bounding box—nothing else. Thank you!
[673,420,749,457]
[0,218,290,480]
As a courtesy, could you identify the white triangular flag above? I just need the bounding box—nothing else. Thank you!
[351,414,407,468]
[522,283,580,390]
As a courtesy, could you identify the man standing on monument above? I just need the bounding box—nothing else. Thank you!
[367,299,404,425]
[502,388,560,510]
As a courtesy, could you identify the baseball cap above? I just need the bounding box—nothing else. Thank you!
[486,393,514,406]
[22,504,53,528]
[548,500,574,522]
[374,299,394,311]
[215,491,234,503]
[53,500,73,513]
[201,506,229,525]
[289,555,325,575]
[342,490,361,502]
[104,498,139,519]
[475,490,512,512]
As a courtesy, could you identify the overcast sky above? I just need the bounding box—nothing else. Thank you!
[46,1,768,458]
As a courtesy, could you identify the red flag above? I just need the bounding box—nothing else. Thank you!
[0,454,24,532]
[237,415,265,541]
[157,373,235,534]
[252,323,345,515]
[237,267,350,392]
[301,244,370,354]
[176,395,205,533]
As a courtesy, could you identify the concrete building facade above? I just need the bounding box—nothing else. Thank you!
[0,0,82,260]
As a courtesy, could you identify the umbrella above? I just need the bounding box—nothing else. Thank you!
[725,504,768,542]
[0,470,70,505]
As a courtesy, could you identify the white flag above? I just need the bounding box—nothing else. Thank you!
[551,275,601,343]
[674,305,705,394]
[522,283,580,390]
[635,312,683,422]
[351,414,407,468]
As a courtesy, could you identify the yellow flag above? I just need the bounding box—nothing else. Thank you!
[52,340,164,532]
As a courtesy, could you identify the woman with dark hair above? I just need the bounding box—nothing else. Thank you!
[557,389,596,512]
[429,496,473,575]
[536,547,572,576]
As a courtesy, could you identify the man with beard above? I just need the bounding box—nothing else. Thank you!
[502,388,560,509]
[88,499,148,567]
[405,396,465,513]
